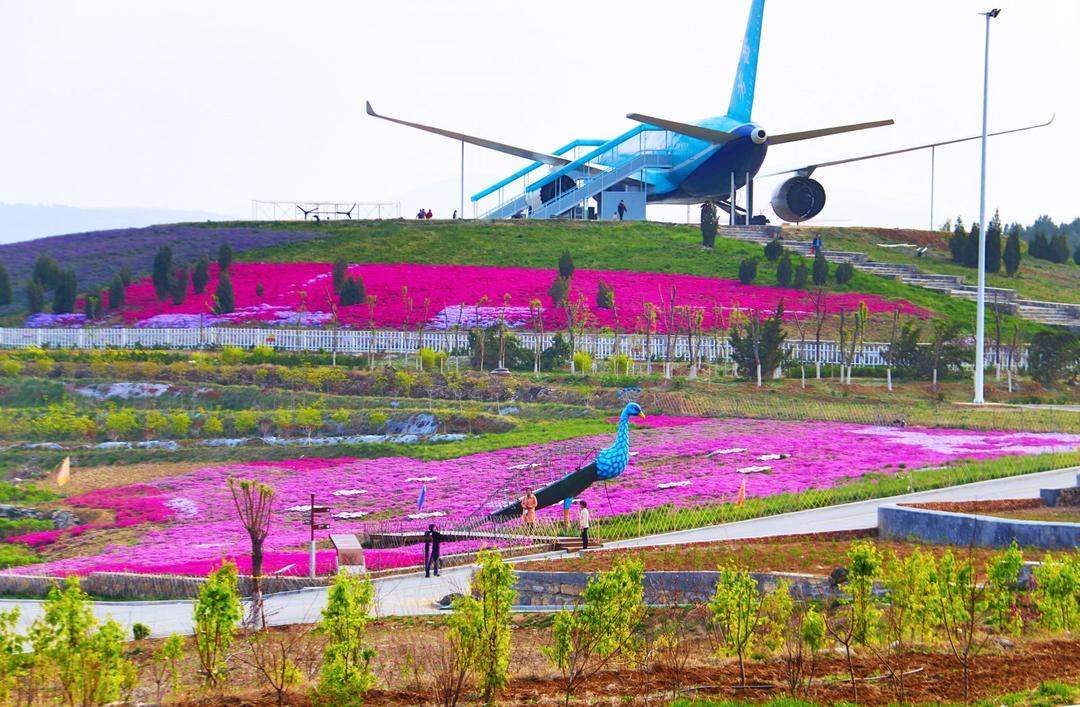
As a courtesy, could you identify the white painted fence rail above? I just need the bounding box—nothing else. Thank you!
[0,327,1024,369]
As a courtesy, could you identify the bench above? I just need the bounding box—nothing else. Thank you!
[330,533,366,574]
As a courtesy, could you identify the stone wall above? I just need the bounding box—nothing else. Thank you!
[513,570,843,608]
[0,572,331,600]
[878,503,1079,550]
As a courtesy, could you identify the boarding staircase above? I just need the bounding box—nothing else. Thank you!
[527,151,673,220]
[717,226,1080,330]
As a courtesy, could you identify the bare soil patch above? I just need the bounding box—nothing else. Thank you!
[908,498,1080,524]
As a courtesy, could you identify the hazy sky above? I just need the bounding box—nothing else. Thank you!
[2,0,1076,228]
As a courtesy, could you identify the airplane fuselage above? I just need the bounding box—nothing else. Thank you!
[646,118,768,204]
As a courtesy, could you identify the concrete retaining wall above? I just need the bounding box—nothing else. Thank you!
[513,570,845,607]
[0,572,331,600]
[878,503,1079,550]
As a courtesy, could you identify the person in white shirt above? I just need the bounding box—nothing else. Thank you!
[578,501,590,550]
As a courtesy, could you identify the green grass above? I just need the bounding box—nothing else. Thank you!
[210,219,1046,336]
[798,226,1080,305]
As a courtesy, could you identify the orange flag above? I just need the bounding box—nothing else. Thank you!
[55,457,71,487]
[735,478,746,506]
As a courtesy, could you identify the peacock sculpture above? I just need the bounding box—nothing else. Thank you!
[484,402,645,524]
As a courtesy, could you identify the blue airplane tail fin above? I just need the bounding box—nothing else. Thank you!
[727,0,765,123]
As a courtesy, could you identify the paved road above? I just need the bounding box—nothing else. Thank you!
[0,466,1074,638]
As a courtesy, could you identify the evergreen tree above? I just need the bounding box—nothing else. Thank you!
[949,218,967,264]
[557,250,575,279]
[763,237,784,262]
[793,261,809,289]
[26,281,44,314]
[737,258,757,285]
[596,280,615,309]
[812,249,829,285]
[332,259,348,293]
[83,294,98,320]
[191,255,210,294]
[0,263,10,306]
[834,261,854,284]
[548,276,569,305]
[964,222,980,268]
[213,270,235,314]
[986,210,1002,273]
[700,201,718,248]
[52,269,77,314]
[1003,224,1022,276]
[1029,232,1049,260]
[339,277,358,306]
[1073,244,1080,267]
[118,266,132,287]
[152,245,174,300]
[108,275,126,309]
[217,242,233,271]
[775,253,793,287]
[1049,234,1071,264]
[170,266,189,304]
[31,255,60,289]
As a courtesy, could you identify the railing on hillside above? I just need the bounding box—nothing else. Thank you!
[0,327,1026,368]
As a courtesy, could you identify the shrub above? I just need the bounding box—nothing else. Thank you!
[330,408,351,426]
[451,550,516,704]
[193,562,242,686]
[609,352,631,376]
[26,281,45,314]
[132,623,151,641]
[1028,331,1080,387]
[255,282,264,297]
[763,237,783,262]
[548,276,569,306]
[152,245,173,300]
[737,258,757,285]
[213,271,235,314]
[339,276,365,306]
[557,250,575,279]
[217,242,233,271]
[419,347,446,371]
[220,345,246,364]
[1033,553,1078,632]
[793,261,808,288]
[834,261,854,285]
[540,333,573,371]
[0,264,10,306]
[108,275,126,309]
[776,253,793,287]
[729,301,789,379]
[316,571,377,704]
[811,250,829,285]
[0,607,25,703]
[332,259,348,294]
[710,565,783,686]
[143,410,168,438]
[167,411,191,437]
[52,269,77,314]
[192,255,210,294]
[202,415,224,437]
[295,407,323,435]
[233,410,259,435]
[104,408,139,440]
[0,360,21,377]
[596,280,615,309]
[572,349,593,373]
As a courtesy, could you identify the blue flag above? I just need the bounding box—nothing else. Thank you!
[417,484,427,511]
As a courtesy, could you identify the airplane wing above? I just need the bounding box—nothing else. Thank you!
[626,113,738,144]
[367,101,575,167]
[760,116,1054,177]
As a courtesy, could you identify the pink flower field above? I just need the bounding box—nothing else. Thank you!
[108,262,927,331]
[8,419,1077,577]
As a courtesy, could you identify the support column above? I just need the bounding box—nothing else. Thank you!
[746,172,753,224]
[729,172,736,226]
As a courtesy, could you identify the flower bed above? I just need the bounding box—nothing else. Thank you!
[101,262,927,332]
[7,419,1077,578]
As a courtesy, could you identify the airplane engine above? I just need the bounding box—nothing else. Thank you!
[770,177,826,223]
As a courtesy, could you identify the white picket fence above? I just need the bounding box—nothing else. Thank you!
[0,327,1024,369]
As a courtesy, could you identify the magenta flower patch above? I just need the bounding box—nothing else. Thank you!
[8,420,1076,577]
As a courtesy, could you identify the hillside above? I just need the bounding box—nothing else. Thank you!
[794,225,1080,305]
[0,223,341,312]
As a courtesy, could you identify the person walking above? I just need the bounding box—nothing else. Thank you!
[616,199,627,221]
[578,501,590,550]
[423,523,444,577]
[425,209,433,220]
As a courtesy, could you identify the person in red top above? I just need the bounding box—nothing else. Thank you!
[426,209,433,219]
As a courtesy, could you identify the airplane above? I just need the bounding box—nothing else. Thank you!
[366,0,1052,223]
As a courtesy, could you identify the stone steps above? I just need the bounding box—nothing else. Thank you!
[714,226,1080,328]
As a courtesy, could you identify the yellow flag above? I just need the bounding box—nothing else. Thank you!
[735,478,746,506]
[55,457,70,487]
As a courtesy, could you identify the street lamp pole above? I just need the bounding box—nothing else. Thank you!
[973,8,1000,405]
